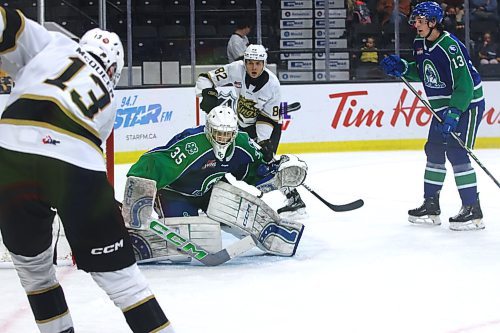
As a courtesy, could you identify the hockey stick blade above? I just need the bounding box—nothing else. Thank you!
[149,220,256,266]
[301,183,364,212]
[287,102,301,113]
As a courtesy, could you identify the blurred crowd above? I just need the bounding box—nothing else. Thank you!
[347,0,500,78]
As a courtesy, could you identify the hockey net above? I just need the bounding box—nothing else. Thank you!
[0,135,115,265]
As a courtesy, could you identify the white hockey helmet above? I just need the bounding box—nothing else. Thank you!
[205,105,238,161]
[80,28,124,87]
[244,44,267,62]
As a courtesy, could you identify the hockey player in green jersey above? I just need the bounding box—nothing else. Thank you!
[196,44,307,216]
[380,1,485,231]
[121,105,308,263]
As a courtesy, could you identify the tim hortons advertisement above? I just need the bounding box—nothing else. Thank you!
[0,82,497,161]
[277,82,499,151]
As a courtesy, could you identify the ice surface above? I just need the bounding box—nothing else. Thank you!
[1,150,499,333]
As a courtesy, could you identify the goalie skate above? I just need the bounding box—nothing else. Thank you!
[408,194,441,226]
[277,188,307,218]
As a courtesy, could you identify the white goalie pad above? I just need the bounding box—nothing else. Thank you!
[122,176,157,229]
[129,216,222,263]
[207,181,304,256]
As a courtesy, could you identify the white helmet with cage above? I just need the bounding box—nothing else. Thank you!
[244,44,267,62]
[80,28,124,87]
[205,105,238,161]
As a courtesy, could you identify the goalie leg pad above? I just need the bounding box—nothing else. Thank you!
[129,216,222,263]
[122,176,157,229]
[207,181,304,256]
[258,219,304,256]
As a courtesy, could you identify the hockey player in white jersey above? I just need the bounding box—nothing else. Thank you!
[196,44,306,215]
[0,7,173,333]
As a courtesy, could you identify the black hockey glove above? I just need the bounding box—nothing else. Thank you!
[200,87,219,113]
[258,139,276,163]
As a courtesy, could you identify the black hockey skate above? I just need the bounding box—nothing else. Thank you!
[278,188,306,215]
[449,196,484,231]
[408,192,441,225]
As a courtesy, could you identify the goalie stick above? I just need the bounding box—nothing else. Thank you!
[148,220,257,266]
[301,183,364,212]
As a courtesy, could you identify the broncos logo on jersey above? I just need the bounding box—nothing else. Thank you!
[423,60,446,89]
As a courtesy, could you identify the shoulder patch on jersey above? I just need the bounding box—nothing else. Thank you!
[448,44,458,54]
[423,59,446,89]
[185,142,199,155]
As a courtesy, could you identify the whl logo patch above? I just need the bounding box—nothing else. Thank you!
[42,135,60,145]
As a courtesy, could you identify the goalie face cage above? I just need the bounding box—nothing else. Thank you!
[0,134,115,264]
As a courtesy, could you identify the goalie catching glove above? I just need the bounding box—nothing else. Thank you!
[256,154,308,193]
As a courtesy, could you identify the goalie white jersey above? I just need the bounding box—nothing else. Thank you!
[196,60,282,136]
[0,8,116,171]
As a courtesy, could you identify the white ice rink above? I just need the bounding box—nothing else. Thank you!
[1,149,499,333]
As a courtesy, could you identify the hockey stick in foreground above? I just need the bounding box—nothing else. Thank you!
[401,77,500,189]
[149,220,256,266]
[301,183,364,212]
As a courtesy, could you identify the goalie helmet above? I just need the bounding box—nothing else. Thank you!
[205,105,238,161]
[244,44,267,62]
[409,1,444,25]
[80,28,124,87]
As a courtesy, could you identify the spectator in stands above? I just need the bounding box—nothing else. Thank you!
[478,32,499,64]
[376,0,411,25]
[227,19,252,63]
[353,36,384,79]
[470,0,498,21]
[354,36,379,64]
[442,5,464,36]
[350,0,373,24]
[442,0,463,8]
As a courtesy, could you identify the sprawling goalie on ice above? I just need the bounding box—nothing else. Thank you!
[121,105,308,265]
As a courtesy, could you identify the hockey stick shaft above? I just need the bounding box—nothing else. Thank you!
[301,183,364,212]
[401,77,500,189]
[149,220,256,266]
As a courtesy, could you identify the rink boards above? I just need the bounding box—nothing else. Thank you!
[0,81,498,164]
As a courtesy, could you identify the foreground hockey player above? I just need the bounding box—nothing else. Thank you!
[0,8,173,333]
[121,105,308,264]
[380,1,485,231]
[195,44,307,216]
